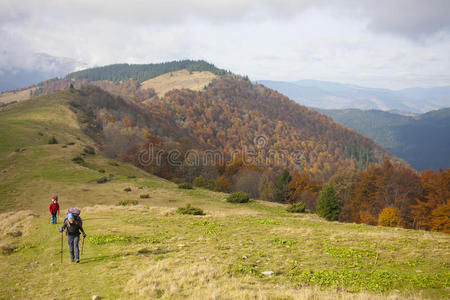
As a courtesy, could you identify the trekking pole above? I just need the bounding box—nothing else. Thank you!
[81,236,85,256]
[60,232,63,264]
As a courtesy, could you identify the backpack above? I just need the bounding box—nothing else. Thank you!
[65,208,83,227]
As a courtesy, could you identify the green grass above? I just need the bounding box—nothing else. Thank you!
[0,91,449,299]
[1,207,449,299]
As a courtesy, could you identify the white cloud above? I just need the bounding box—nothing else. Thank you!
[1,0,450,89]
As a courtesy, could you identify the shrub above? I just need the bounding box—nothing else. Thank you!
[66,142,75,146]
[117,200,138,206]
[215,176,232,192]
[227,192,250,203]
[378,207,400,227]
[287,202,306,213]
[98,169,105,173]
[128,175,136,179]
[274,169,292,202]
[316,183,341,221]
[140,194,150,199]
[109,161,119,166]
[207,179,216,190]
[38,132,44,136]
[124,187,132,192]
[171,178,185,184]
[48,137,58,144]
[61,145,67,148]
[71,156,85,165]
[83,145,96,155]
[178,182,193,189]
[176,204,205,215]
[193,175,206,187]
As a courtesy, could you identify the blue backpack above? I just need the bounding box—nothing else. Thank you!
[65,208,83,227]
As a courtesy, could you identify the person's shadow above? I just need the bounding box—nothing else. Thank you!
[79,252,134,264]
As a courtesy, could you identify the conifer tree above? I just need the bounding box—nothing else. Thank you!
[317,183,341,221]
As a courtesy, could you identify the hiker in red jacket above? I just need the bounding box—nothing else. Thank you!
[49,195,60,224]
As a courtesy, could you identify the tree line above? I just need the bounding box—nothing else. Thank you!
[66,60,229,83]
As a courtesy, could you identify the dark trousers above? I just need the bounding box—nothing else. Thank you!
[67,234,80,261]
[51,212,57,224]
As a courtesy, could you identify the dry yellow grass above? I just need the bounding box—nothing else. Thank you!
[0,88,33,104]
[0,210,38,254]
[0,210,37,238]
[125,258,418,300]
[140,69,217,96]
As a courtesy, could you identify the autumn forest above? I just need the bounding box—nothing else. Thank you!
[24,61,449,233]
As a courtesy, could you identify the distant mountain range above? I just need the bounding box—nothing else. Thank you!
[318,107,450,171]
[258,79,450,113]
[0,53,83,92]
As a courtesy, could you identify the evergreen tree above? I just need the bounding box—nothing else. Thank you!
[316,183,341,221]
[274,169,292,202]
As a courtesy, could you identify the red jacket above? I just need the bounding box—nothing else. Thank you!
[49,202,60,213]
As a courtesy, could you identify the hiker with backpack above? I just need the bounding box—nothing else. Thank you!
[49,195,60,224]
[60,208,86,263]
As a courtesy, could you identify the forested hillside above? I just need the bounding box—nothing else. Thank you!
[68,77,387,181]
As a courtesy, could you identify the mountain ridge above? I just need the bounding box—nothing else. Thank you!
[318,107,450,170]
[258,79,450,113]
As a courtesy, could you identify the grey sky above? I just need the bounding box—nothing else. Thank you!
[1,0,450,89]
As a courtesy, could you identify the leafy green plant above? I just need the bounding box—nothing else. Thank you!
[71,156,85,165]
[322,246,376,260]
[230,264,262,277]
[176,204,205,215]
[48,136,58,144]
[193,176,206,187]
[83,145,96,155]
[87,234,131,245]
[207,179,216,190]
[226,192,250,203]
[287,202,306,213]
[178,182,193,189]
[257,219,280,225]
[269,237,296,246]
[117,200,138,206]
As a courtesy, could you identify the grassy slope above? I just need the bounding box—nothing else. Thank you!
[0,91,449,299]
[140,70,217,96]
[0,88,33,104]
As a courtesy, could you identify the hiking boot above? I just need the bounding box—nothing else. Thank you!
[76,260,80,263]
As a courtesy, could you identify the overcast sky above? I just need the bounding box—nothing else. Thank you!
[1,0,450,89]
